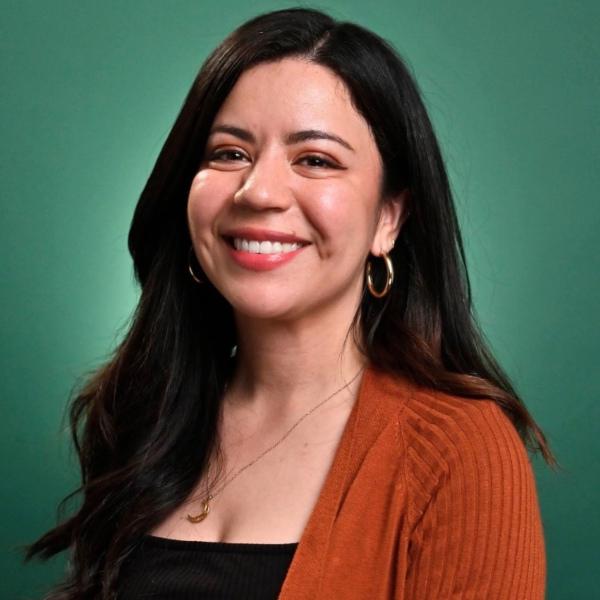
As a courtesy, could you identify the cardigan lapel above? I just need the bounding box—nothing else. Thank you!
[278,365,411,599]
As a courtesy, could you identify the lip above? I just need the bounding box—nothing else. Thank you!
[224,243,306,271]
[221,229,309,272]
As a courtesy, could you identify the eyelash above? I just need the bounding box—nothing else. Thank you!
[297,155,339,169]
[209,149,248,162]
[208,148,341,169]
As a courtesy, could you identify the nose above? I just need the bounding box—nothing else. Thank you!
[233,152,292,211]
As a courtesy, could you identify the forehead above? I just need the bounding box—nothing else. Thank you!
[212,58,375,148]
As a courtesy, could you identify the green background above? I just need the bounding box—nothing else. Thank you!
[2,1,598,597]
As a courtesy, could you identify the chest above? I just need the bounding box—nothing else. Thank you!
[150,399,354,544]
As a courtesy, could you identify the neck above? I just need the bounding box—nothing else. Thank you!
[225,309,367,420]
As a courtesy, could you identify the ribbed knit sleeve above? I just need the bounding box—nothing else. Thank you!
[401,395,546,599]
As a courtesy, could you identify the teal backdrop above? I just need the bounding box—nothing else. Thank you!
[2,1,598,598]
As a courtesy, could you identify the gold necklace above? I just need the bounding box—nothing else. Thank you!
[186,367,365,523]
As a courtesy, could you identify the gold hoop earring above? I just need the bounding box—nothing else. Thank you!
[366,252,394,298]
[188,246,203,284]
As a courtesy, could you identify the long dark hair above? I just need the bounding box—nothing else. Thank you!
[26,7,557,599]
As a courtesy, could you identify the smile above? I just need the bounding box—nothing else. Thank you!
[232,238,302,254]
[223,236,308,271]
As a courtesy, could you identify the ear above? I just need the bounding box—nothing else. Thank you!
[370,189,410,255]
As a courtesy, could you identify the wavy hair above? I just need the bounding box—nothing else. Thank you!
[26,7,557,598]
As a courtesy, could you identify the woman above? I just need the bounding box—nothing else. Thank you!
[27,7,555,599]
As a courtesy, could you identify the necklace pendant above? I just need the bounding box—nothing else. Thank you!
[186,496,211,524]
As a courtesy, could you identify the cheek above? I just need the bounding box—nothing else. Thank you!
[187,171,230,237]
[297,179,379,249]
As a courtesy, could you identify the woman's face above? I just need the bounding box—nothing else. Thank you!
[187,57,405,323]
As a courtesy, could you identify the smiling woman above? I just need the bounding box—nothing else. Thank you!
[187,58,402,322]
[26,7,555,600]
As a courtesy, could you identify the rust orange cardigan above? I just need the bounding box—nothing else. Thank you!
[278,365,546,599]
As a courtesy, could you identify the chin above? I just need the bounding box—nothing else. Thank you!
[229,300,300,323]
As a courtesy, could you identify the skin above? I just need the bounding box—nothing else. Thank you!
[187,56,407,424]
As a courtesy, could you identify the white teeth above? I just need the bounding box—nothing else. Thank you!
[232,238,301,254]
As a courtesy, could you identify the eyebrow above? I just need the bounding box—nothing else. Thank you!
[209,124,355,152]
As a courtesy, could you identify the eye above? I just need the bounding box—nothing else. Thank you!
[208,148,250,163]
[296,154,342,169]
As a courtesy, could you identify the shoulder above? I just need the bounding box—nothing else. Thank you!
[365,367,525,455]
[395,383,538,523]
[401,383,524,459]
[359,367,538,501]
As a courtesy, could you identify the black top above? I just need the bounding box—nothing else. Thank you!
[118,535,299,600]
